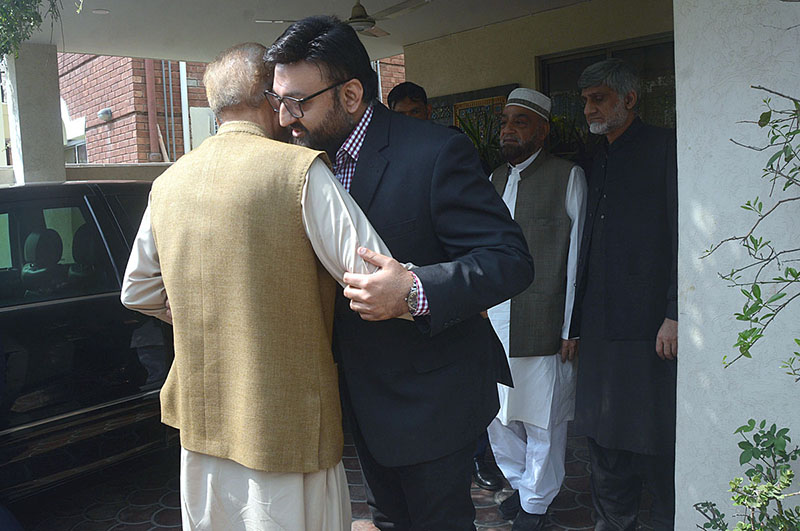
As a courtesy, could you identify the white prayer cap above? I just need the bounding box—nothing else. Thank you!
[505,88,551,120]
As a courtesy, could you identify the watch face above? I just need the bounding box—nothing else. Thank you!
[407,288,418,313]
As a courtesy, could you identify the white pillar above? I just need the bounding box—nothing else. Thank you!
[674,0,800,528]
[4,43,65,184]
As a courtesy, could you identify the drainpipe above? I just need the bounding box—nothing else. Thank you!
[161,60,170,161]
[372,60,382,103]
[168,60,176,159]
[144,59,162,162]
[179,61,190,155]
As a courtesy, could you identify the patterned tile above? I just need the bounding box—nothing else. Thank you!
[7,432,656,531]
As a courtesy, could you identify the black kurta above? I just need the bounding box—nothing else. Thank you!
[571,117,678,456]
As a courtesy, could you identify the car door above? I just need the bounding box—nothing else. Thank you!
[0,187,172,498]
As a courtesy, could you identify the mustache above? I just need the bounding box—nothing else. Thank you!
[500,135,522,146]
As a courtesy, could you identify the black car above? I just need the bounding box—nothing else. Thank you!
[0,181,174,502]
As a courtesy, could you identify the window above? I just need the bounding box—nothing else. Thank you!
[0,66,6,104]
[0,214,10,269]
[65,141,88,164]
[540,36,676,166]
[0,202,117,307]
[108,193,148,245]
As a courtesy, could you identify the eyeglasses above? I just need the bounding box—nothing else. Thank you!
[264,79,349,119]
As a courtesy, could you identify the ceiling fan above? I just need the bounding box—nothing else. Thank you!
[255,0,433,38]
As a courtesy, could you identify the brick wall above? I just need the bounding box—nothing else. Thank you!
[58,54,209,164]
[59,54,140,163]
[378,54,405,104]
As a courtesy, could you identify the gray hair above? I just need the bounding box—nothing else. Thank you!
[577,58,641,98]
[203,43,271,117]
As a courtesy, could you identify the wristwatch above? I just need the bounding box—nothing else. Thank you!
[405,277,418,314]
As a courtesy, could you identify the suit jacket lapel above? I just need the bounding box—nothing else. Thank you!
[349,104,390,212]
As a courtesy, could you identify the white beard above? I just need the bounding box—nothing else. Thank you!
[589,98,629,135]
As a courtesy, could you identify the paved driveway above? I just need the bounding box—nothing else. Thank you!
[9,432,654,530]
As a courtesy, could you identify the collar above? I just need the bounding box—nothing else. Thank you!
[337,104,374,164]
[216,121,268,138]
[508,148,542,174]
[607,116,644,152]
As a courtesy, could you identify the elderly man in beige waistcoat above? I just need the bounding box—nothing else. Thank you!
[120,42,398,531]
[486,88,587,531]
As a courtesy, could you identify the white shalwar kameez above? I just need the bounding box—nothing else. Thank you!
[122,158,402,530]
[487,150,586,515]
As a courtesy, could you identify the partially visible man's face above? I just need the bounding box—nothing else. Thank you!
[272,61,356,158]
[391,97,431,120]
[581,84,631,136]
[499,106,548,165]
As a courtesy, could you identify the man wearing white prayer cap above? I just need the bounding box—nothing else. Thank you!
[486,88,587,530]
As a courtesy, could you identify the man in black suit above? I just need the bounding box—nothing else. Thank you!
[266,16,534,530]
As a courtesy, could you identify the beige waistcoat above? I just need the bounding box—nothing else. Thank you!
[491,152,574,357]
[149,121,340,473]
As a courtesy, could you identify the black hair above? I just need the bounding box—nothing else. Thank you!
[265,15,379,102]
[387,81,428,109]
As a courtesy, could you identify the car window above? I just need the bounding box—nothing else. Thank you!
[0,213,10,269]
[0,201,118,307]
[110,193,149,245]
[43,206,84,263]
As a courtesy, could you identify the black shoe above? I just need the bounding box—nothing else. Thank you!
[472,458,503,491]
[510,508,546,531]
[498,490,520,520]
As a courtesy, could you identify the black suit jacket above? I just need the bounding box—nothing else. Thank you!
[334,104,534,467]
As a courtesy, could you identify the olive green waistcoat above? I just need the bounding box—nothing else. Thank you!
[491,152,574,357]
[149,121,340,473]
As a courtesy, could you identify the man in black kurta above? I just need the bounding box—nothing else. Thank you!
[571,59,678,531]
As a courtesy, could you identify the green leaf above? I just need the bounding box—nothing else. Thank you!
[766,292,787,304]
[758,110,772,127]
[740,448,753,465]
[752,284,761,299]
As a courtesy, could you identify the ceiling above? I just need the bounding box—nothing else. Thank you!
[27,0,587,62]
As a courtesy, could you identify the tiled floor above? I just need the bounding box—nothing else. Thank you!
[8,433,654,530]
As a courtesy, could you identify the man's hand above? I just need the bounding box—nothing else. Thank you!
[343,247,414,321]
[165,299,172,321]
[655,317,678,360]
[559,339,578,363]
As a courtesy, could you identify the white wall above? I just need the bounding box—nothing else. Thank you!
[404,0,673,97]
[674,0,800,528]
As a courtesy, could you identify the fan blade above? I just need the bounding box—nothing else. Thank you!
[360,25,390,37]
[253,19,298,24]
[372,0,432,21]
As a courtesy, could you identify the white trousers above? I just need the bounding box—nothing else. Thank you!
[487,417,569,514]
[179,448,351,531]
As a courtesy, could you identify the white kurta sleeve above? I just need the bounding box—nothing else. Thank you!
[301,158,413,321]
[301,158,393,285]
[561,165,587,339]
[120,198,172,323]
